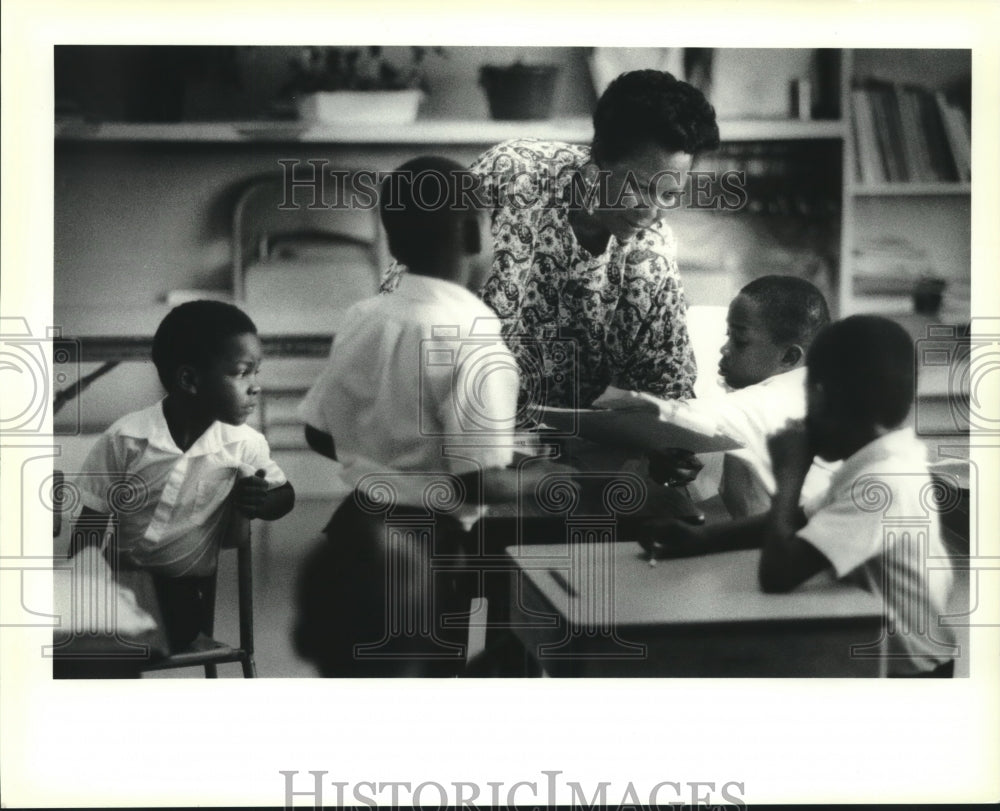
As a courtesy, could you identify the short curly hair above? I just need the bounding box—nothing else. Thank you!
[592,69,720,164]
[806,315,915,430]
[151,300,258,390]
[739,275,830,348]
[379,155,481,272]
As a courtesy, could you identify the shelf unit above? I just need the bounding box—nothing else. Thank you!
[839,48,971,322]
[54,116,842,145]
[852,182,971,197]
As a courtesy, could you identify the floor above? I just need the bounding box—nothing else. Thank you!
[142,494,971,680]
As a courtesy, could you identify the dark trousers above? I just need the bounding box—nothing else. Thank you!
[152,572,216,652]
[295,496,470,677]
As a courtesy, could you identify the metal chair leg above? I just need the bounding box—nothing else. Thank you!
[205,664,218,678]
[241,655,257,678]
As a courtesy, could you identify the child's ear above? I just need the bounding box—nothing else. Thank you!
[176,365,200,395]
[462,216,481,255]
[781,344,804,367]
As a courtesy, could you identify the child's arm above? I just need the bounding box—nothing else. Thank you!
[757,424,831,592]
[233,471,296,520]
[304,424,337,461]
[640,512,769,559]
[457,456,579,505]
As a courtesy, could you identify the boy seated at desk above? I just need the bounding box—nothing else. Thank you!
[598,274,835,517]
[69,301,295,652]
[641,315,956,677]
[296,156,568,676]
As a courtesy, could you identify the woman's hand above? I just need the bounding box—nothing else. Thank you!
[591,386,658,413]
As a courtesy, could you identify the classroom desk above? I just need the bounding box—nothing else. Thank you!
[506,545,886,677]
[52,568,170,678]
[66,333,332,363]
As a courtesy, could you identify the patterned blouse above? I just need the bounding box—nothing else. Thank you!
[380,139,697,410]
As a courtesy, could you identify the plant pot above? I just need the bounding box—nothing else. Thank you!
[296,89,423,125]
[479,64,560,120]
[913,276,947,315]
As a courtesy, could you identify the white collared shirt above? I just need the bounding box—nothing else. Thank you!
[77,400,286,577]
[298,273,518,510]
[707,367,836,515]
[600,367,836,516]
[800,428,955,675]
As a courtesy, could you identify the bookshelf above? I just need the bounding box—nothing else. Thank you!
[841,49,971,321]
[55,49,973,326]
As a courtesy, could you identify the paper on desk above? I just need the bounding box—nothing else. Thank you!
[539,399,745,454]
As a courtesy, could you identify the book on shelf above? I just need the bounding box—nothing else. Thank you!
[851,79,969,185]
[851,88,884,184]
[935,90,972,182]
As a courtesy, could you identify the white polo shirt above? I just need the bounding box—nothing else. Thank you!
[799,428,956,675]
[298,273,518,510]
[77,401,286,577]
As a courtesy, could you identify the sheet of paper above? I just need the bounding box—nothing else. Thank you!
[539,404,745,454]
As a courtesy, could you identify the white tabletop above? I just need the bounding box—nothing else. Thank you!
[506,545,883,628]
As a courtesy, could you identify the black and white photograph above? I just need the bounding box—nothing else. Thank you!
[2,1,998,808]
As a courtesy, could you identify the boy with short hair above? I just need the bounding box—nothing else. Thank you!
[599,274,833,516]
[296,156,566,676]
[298,155,522,504]
[71,300,295,650]
[642,315,956,677]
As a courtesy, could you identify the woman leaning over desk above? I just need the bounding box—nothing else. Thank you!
[382,69,721,411]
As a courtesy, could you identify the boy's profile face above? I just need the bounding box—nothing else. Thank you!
[196,332,262,425]
[718,294,793,389]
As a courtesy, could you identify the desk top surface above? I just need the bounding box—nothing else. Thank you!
[506,545,883,627]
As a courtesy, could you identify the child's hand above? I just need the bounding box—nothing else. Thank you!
[233,469,269,518]
[648,448,703,487]
[767,421,814,480]
[638,518,705,559]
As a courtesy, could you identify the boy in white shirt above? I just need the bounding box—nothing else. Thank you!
[71,301,294,651]
[601,275,833,516]
[641,316,956,677]
[297,157,564,676]
[298,156,523,511]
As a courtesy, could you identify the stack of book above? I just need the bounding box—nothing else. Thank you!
[851,79,971,185]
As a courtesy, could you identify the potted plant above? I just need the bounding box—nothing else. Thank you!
[479,60,560,121]
[285,46,444,124]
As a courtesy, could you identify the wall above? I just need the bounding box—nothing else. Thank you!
[57,45,596,123]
